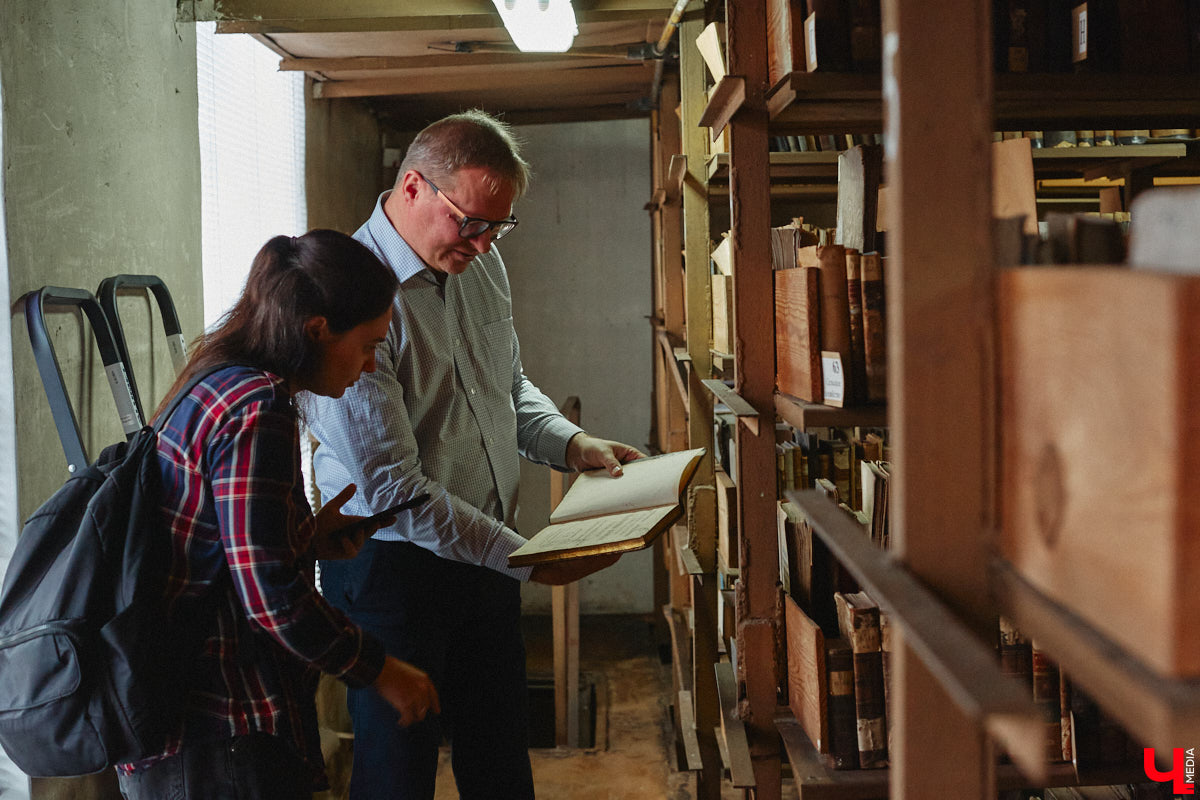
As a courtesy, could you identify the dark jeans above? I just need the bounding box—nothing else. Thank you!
[116,733,312,800]
[320,539,534,800]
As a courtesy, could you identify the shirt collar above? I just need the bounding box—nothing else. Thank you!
[364,191,438,285]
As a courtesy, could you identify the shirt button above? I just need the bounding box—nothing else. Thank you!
[470,388,477,395]
[455,338,461,346]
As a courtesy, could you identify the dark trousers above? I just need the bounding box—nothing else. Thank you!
[320,539,534,800]
[116,733,312,800]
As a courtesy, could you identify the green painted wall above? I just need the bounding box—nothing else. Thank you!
[2,0,203,529]
[1,1,202,793]
[305,85,385,234]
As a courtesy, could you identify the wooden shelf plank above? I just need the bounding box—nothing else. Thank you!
[777,709,1144,798]
[775,391,887,430]
[765,71,1200,135]
[666,154,687,204]
[993,560,1200,754]
[662,604,693,695]
[776,712,888,800]
[785,491,1049,781]
[655,329,689,410]
[677,690,704,772]
[699,76,747,142]
[701,379,760,436]
[714,661,756,788]
[706,150,841,183]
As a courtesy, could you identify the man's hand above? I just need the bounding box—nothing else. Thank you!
[565,433,646,476]
[529,551,621,585]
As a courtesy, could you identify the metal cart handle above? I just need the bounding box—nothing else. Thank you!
[96,274,188,421]
[24,286,142,474]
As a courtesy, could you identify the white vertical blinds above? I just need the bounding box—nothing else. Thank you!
[196,22,306,328]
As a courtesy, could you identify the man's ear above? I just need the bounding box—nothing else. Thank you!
[303,316,330,342]
[399,169,423,203]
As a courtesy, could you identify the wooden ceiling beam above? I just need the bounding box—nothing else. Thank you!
[182,0,678,33]
[279,51,639,73]
[313,63,651,99]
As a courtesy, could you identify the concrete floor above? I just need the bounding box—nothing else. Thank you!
[318,614,744,799]
[434,614,706,800]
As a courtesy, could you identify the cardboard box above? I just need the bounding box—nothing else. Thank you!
[999,266,1200,677]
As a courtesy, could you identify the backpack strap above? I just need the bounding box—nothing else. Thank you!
[151,364,250,434]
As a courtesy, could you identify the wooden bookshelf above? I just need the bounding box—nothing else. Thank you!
[706,151,840,183]
[764,71,1200,135]
[778,709,1146,799]
[993,560,1200,754]
[775,392,887,430]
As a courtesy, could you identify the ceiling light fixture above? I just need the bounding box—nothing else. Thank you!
[491,0,578,53]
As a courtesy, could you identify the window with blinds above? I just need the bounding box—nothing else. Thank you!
[196,22,306,328]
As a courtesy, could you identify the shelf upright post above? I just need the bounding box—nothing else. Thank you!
[883,0,1000,797]
[679,9,721,798]
[650,71,690,648]
[724,0,781,797]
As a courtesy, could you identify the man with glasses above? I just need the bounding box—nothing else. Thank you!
[306,110,642,800]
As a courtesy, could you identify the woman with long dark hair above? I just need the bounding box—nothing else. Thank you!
[117,230,438,800]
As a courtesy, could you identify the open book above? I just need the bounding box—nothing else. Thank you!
[507,448,706,567]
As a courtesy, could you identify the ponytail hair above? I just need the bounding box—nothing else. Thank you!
[155,229,398,418]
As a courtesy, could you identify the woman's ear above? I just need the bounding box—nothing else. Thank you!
[303,316,330,342]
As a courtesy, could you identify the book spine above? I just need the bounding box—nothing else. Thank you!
[879,610,893,757]
[1058,671,1073,762]
[849,622,887,768]
[825,639,859,770]
[860,253,887,401]
[1031,642,1063,761]
[845,249,867,407]
[816,244,853,400]
[774,266,824,402]
[997,616,1033,690]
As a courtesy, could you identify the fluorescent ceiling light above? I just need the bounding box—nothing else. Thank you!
[492,0,578,53]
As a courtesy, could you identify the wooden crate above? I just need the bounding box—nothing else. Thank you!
[998,266,1200,677]
[785,592,828,754]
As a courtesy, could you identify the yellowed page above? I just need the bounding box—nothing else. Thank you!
[549,448,705,524]
[510,506,677,563]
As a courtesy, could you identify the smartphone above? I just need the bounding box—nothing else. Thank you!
[335,493,431,537]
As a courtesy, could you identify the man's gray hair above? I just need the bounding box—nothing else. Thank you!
[397,109,531,199]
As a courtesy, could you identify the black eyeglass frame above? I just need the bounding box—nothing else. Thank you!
[418,173,519,241]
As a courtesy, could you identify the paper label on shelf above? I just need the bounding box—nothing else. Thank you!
[821,351,845,408]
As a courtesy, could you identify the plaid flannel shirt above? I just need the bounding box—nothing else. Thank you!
[120,366,384,787]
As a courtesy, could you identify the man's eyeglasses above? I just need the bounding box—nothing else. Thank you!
[418,173,519,241]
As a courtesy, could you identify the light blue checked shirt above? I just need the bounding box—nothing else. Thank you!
[305,193,583,581]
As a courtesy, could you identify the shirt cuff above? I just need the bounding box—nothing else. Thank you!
[541,418,586,471]
[480,522,535,582]
[337,629,387,689]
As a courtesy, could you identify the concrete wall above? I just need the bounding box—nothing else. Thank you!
[305,86,385,234]
[502,119,654,614]
[1,1,202,796]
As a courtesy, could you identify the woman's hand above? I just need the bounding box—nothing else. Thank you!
[311,484,394,560]
[373,656,440,727]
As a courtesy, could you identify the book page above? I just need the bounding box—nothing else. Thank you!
[510,505,677,563]
[549,448,705,524]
